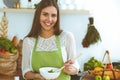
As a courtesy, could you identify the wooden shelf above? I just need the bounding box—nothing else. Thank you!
[0,8,90,14]
[0,8,35,13]
[60,9,90,14]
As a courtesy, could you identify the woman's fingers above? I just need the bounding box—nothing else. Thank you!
[64,59,75,66]
[63,65,77,75]
[63,59,77,74]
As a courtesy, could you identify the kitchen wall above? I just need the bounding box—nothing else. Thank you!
[0,0,120,71]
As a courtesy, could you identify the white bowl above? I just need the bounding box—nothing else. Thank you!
[39,67,61,79]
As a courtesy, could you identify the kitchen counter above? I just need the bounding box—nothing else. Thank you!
[0,69,81,80]
[0,69,24,80]
[80,70,120,80]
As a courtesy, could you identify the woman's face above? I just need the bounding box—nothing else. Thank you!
[40,6,57,32]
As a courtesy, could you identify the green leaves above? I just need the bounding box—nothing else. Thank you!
[84,57,105,71]
[0,37,18,54]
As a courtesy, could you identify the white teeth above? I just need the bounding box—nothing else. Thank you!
[45,23,51,26]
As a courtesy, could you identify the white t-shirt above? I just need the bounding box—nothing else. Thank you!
[22,31,80,77]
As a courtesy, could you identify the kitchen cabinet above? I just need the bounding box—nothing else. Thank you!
[0,8,90,14]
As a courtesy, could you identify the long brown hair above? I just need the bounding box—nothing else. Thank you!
[25,0,62,38]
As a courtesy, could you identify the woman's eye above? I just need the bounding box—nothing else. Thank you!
[43,13,48,16]
[52,14,57,17]
[42,13,57,18]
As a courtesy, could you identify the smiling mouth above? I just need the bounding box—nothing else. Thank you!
[44,22,52,27]
[46,23,51,26]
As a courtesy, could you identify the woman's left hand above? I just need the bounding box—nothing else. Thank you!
[63,60,77,75]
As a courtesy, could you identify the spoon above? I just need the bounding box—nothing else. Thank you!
[55,53,82,72]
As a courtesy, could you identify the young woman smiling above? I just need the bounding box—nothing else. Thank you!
[22,0,80,80]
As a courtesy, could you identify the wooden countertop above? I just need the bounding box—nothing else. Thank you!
[0,69,24,80]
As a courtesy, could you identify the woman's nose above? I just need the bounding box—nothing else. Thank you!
[48,16,52,22]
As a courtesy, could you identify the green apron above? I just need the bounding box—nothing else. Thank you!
[32,36,70,80]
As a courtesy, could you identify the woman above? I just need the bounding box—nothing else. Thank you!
[22,0,80,80]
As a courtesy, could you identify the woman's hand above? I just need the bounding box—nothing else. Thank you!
[24,71,46,80]
[35,73,46,80]
[63,59,77,75]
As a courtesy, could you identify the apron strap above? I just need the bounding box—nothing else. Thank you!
[33,37,39,52]
[55,36,61,51]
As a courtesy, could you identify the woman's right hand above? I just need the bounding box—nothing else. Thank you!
[35,73,46,80]
[24,71,46,80]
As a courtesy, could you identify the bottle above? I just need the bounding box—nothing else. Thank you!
[28,0,32,8]
[14,76,19,80]
[15,2,20,8]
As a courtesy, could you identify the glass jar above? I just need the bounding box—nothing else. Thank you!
[28,0,32,8]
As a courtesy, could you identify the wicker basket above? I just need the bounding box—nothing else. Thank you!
[93,50,120,79]
[82,50,120,80]
[0,53,19,76]
[88,69,120,80]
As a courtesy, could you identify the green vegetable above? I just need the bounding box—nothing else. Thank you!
[84,57,105,71]
[48,69,54,73]
[0,37,18,54]
[10,47,18,54]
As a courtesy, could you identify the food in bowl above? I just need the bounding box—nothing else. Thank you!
[39,67,61,79]
[48,69,55,73]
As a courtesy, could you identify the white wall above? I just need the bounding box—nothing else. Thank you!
[0,0,120,71]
